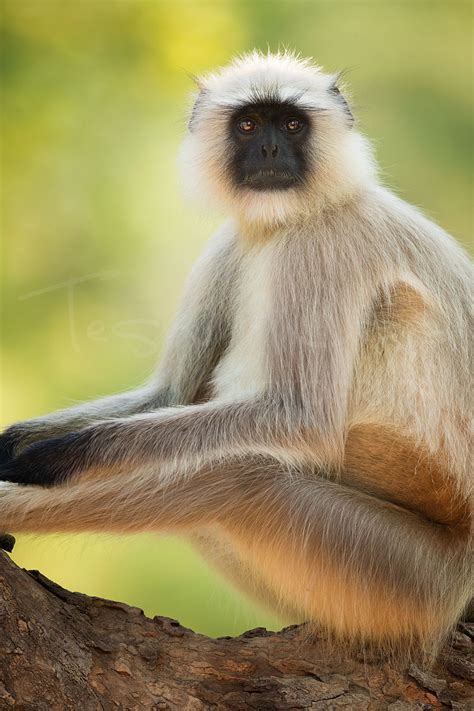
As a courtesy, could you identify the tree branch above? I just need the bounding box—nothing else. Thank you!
[0,551,472,709]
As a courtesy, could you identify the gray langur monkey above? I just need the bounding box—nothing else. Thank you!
[0,51,472,656]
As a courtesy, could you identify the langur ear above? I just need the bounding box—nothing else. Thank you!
[328,73,354,128]
[187,76,208,132]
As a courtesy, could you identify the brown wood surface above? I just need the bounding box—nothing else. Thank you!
[0,551,472,710]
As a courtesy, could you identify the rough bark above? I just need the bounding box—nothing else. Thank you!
[0,551,472,710]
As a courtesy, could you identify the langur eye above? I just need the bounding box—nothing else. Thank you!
[284,117,304,133]
[237,117,257,133]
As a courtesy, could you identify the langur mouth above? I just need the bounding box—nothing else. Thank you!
[241,169,299,190]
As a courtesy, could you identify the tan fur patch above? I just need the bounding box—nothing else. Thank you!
[343,424,470,532]
[375,281,431,327]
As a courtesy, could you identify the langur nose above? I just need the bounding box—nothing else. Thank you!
[261,143,279,159]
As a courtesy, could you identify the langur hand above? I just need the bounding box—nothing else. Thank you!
[0,425,31,468]
[0,429,105,487]
[0,421,67,468]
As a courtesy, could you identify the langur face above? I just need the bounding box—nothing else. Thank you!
[228,101,310,192]
[180,53,370,225]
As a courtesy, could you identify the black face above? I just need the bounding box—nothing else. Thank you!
[229,101,310,191]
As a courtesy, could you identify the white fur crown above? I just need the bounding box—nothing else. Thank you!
[195,50,338,111]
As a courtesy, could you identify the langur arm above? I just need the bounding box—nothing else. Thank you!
[0,229,240,465]
[1,243,382,487]
[0,397,286,486]
[0,388,166,467]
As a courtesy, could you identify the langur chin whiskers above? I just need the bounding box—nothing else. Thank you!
[0,482,19,493]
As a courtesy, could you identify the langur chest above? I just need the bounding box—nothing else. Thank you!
[212,245,275,399]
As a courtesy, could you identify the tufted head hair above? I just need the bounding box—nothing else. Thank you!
[179,51,378,228]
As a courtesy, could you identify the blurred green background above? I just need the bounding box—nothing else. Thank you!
[1,1,472,637]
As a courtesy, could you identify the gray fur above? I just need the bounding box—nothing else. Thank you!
[0,51,471,655]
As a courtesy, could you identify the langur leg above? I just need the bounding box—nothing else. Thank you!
[189,527,303,622]
[0,456,468,647]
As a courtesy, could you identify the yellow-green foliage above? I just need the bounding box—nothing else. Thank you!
[1,1,472,636]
